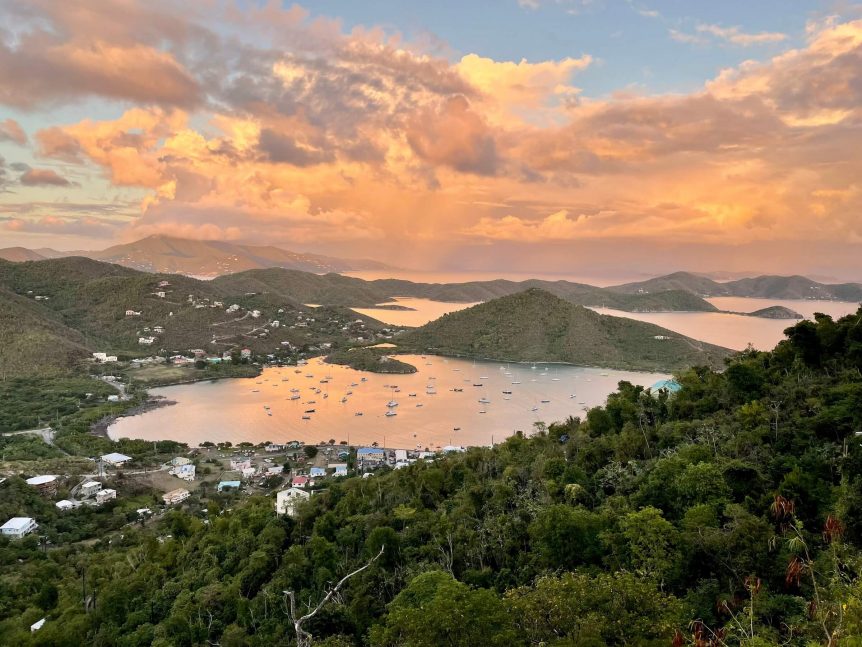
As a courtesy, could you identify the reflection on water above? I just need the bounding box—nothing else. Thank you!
[353,298,478,327]
[110,355,668,448]
[592,298,859,351]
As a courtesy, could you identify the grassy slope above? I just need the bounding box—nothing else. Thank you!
[397,288,732,372]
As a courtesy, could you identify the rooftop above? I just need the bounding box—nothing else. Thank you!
[102,452,132,463]
[2,517,35,530]
[25,475,57,485]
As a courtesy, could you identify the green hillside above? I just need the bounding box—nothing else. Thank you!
[397,288,732,371]
[0,258,390,376]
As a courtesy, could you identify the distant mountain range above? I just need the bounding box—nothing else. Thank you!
[610,271,862,302]
[396,288,732,372]
[0,235,394,276]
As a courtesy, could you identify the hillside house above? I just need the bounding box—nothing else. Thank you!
[276,487,310,516]
[309,467,326,478]
[241,466,256,480]
[1,517,38,539]
[25,475,58,496]
[226,304,240,313]
[170,464,196,481]
[55,500,76,511]
[266,465,284,476]
[158,281,170,288]
[171,457,191,466]
[230,459,252,471]
[101,452,132,467]
[163,488,190,505]
[250,310,261,318]
[291,475,310,488]
[217,480,241,492]
[80,481,101,497]
[357,447,386,468]
[125,310,141,316]
[95,488,117,505]
[155,291,166,298]
[92,352,118,363]
[241,348,252,359]
[328,463,348,477]
[138,336,155,345]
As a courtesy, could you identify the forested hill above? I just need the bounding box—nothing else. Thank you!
[610,270,862,301]
[3,308,862,645]
[396,288,732,371]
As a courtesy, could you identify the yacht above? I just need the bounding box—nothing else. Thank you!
[341,397,348,403]
[355,412,363,416]
[304,408,316,413]
[385,410,397,417]
[387,400,399,408]
[252,389,260,393]
[531,406,539,412]
[408,393,418,397]
[512,381,521,385]
[302,415,311,420]
[541,399,550,403]
[479,397,491,404]
[290,395,300,400]
[502,390,512,395]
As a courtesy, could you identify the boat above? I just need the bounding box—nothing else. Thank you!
[290,388,299,392]
[512,381,521,385]
[263,405,270,409]
[320,379,328,384]
[408,393,417,397]
[252,389,259,393]
[355,412,363,416]
[341,397,348,403]
[350,382,359,387]
[452,388,463,392]
[295,369,302,373]
[531,406,539,412]
[480,376,489,379]
[479,397,491,404]
[387,400,399,408]
[385,410,397,417]
[304,408,315,413]
[541,399,550,403]
[551,378,560,382]
[323,393,329,399]
[502,390,512,395]
[416,403,423,408]
[302,415,311,420]
[472,383,483,387]
[307,400,317,404]
[479,410,487,414]
[290,395,300,400]
[361,377,367,382]
[266,411,272,416]
[453,427,461,431]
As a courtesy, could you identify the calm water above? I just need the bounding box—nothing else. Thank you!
[109,355,668,448]
[353,298,479,327]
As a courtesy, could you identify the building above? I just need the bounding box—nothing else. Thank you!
[171,456,191,466]
[276,487,310,516]
[309,467,326,478]
[31,618,46,632]
[95,488,117,505]
[651,379,682,394]
[92,352,118,363]
[1,517,38,539]
[356,447,386,468]
[240,348,252,359]
[138,336,156,345]
[241,466,256,480]
[217,480,241,492]
[266,465,284,476]
[125,310,141,316]
[163,488,190,505]
[27,474,58,496]
[55,500,76,511]
[328,463,348,476]
[291,475,310,488]
[170,464,196,481]
[394,449,408,462]
[80,481,101,497]
[101,452,132,467]
[230,459,252,471]
[25,475,58,496]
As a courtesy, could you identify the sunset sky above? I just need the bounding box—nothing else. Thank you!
[1,1,862,278]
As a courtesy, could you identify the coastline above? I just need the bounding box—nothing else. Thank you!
[92,396,177,439]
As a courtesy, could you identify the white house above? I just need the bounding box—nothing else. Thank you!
[138,336,155,345]
[241,466,256,480]
[101,452,132,467]
[1,517,38,539]
[92,352,118,363]
[266,465,284,476]
[240,348,252,359]
[230,459,252,471]
[250,310,261,318]
[328,463,348,476]
[31,618,46,632]
[276,487,310,516]
[55,500,76,511]
[170,464,196,481]
[163,488,190,505]
[171,456,191,466]
[80,481,101,497]
[155,291,166,298]
[95,488,117,505]
[125,310,141,317]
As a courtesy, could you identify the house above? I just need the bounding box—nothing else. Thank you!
[138,336,155,345]
[265,443,286,452]
[80,481,101,497]
[394,449,408,462]
[651,379,682,394]
[170,464,196,481]
[25,475,58,496]
[155,291,166,298]
[328,463,348,477]
[31,618,46,632]
[309,467,326,478]
[125,310,141,316]
[92,352,118,363]
[55,500,76,511]
[226,304,240,313]
[217,480,241,492]
[171,355,194,366]
[291,475,309,488]
[171,456,191,466]
[240,348,252,359]
[163,488,190,505]
[276,487,310,516]
[137,508,152,517]
[1,517,38,539]
[158,280,171,288]
[241,466,256,480]
[250,310,261,318]
[107,395,120,402]
[266,465,284,476]
[95,488,117,505]
[356,447,386,468]
[230,459,252,471]
[441,445,465,453]
[101,452,132,467]
[153,325,165,334]
[271,320,280,328]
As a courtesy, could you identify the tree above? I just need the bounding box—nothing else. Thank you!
[370,571,517,647]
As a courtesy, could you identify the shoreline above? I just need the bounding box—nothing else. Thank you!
[92,396,177,439]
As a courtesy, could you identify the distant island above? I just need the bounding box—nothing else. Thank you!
[739,305,803,319]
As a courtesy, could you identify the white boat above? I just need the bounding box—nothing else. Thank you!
[551,378,560,382]
[512,381,521,385]
[479,397,491,404]
[341,397,348,403]
[266,411,272,416]
[252,389,259,393]
[387,400,399,408]
[541,399,550,403]
[416,403,423,408]
[385,410,397,417]
[531,406,539,412]
[290,395,300,400]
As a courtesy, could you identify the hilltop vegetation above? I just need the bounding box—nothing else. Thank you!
[2,308,862,645]
[397,288,732,372]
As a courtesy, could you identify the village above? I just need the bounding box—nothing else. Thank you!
[1,440,461,542]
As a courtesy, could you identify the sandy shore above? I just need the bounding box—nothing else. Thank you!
[91,396,177,438]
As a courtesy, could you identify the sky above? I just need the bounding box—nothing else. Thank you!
[1,0,862,279]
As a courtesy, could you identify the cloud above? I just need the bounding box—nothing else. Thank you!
[696,23,787,46]
[0,118,27,144]
[1,215,119,238]
[19,168,72,186]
